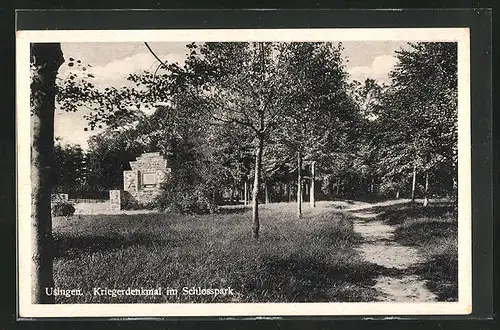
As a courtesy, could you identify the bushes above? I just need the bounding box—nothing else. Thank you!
[122,197,156,211]
[155,181,217,215]
[52,202,76,216]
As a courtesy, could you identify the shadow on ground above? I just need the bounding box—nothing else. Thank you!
[53,231,185,259]
[238,255,410,302]
[370,201,457,225]
[407,255,458,301]
[216,205,251,215]
[357,200,458,302]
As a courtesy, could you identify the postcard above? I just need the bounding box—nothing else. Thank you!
[17,27,471,317]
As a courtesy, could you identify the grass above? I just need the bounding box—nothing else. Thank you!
[373,201,458,301]
[52,202,382,304]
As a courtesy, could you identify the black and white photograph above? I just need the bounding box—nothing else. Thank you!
[17,28,471,317]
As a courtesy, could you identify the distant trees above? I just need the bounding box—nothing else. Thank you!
[52,140,86,193]
[373,42,458,203]
[185,42,306,237]
[273,42,361,216]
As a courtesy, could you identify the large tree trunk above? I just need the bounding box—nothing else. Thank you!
[423,172,430,207]
[30,43,64,304]
[297,152,302,218]
[411,163,417,202]
[252,138,264,238]
[310,161,316,208]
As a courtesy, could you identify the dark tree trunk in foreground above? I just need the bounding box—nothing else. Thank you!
[310,161,316,208]
[30,43,64,303]
[252,138,264,238]
[297,152,302,218]
[411,163,417,202]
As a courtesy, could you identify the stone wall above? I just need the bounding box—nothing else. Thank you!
[123,152,171,205]
[109,190,123,211]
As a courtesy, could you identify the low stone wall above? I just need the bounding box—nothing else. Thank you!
[69,198,108,204]
[73,202,114,215]
[109,190,123,211]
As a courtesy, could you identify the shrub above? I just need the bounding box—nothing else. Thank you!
[122,198,157,211]
[122,197,141,210]
[155,181,217,215]
[52,202,75,216]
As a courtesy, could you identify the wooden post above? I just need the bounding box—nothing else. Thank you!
[244,180,248,206]
[423,172,429,207]
[411,163,417,202]
[310,161,316,208]
[297,152,302,218]
[265,182,270,204]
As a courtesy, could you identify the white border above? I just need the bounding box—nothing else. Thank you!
[16,28,471,318]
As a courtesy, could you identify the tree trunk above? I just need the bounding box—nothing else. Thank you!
[336,178,340,196]
[297,152,302,218]
[252,138,264,238]
[310,161,316,208]
[244,180,248,206]
[287,181,291,202]
[423,172,430,207]
[264,181,269,204]
[411,163,417,202]
[31,43,64,304]
[396,189,400,199]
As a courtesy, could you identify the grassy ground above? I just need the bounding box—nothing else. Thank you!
[52,202,382,303]
[372,201,458,301]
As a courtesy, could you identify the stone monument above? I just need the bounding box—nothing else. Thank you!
[123,152,171,205]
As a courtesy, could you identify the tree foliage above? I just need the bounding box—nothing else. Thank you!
[53,41,460,234]
[374,42,458,198]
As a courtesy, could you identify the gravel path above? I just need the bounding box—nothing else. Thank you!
[347,201,437,302]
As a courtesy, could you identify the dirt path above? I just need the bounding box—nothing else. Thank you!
[345,201,437,302]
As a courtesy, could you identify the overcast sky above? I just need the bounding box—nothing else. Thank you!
[55,41,409,149]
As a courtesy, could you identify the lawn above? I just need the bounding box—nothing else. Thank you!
[371,201,458,301]
[52,202,382,304]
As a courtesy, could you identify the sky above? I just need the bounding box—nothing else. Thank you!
[55,41,409,149]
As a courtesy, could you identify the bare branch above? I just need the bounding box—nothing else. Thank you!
[144,42,167,68]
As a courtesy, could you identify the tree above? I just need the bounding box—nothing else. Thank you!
[30,43,64,303]
[52,140,86,194]
[85,131,144,193]
[185,42,294,238]
[274,42,361,215]
[374,42,458,204]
